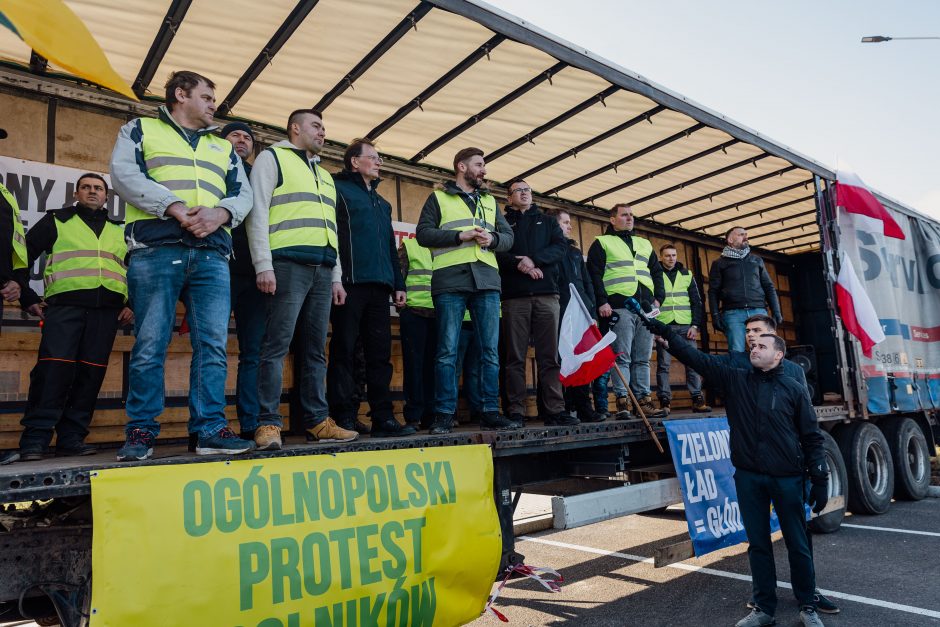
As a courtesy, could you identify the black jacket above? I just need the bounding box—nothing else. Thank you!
[229,161,254,276]
[558,239,594,314]
[707,252,782,321]
[18,204,126,310]
[662,262,704,327]
[664,329,826,478]
[587,226,664,310]
[334,170,404,291]
[496,204,566,299]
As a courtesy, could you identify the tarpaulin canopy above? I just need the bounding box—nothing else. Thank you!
[0,0,917,254]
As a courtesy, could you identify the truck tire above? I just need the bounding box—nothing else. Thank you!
[835,422,894,514]
[809,430,847,534]
[882,417,931,501]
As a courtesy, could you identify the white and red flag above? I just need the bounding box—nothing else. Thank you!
[835,169,905,239]
[559,284,618,386]
[835,254,885,358]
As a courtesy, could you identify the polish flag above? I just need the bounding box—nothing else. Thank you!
[835,254,885,358]
[835,170,905,239]
[559,284,618,386]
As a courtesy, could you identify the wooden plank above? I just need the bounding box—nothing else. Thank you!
[654,539,696,568]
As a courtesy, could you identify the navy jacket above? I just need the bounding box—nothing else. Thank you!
[557,239,594,314]
[496,204,567,299]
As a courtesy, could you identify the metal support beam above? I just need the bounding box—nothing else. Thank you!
[778,240,820,253]
[487,85,620,163]
[132,0,193,98]
[513,105,666,182]
[687,189,815,232]
[411,61,567,162]
[313,3,432,113]
[659,169,801,226]
[755,231,820,249]
[368,34,506,140]
[747,216,819,242]
[546,123,706,196]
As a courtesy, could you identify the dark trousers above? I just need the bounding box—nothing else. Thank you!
[20,305,120,448]
[502,294,564,416]
[327,283,395,423]
[735,468,816,616]
[231,272,265,433]
[399,308,436,425]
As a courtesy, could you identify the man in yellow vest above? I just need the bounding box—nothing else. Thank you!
[109,71,254,461]
[246,109,357,450]
[654,243,711,415]
[415,147,516,435]
[0,127,25,323]
[398,236,437,429]
[586,203,666,419]
[0,174,133,465]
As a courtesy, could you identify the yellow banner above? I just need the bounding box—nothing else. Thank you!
[90,445,501,626]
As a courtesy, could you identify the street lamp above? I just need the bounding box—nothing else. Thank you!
[861,35,940,43]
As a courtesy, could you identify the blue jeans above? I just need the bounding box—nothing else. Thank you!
[722,307,767,352]
[257,261,333,429]
[231,272,265,433]
[608,308,654,398]
[457,323,483,413]
[125,245,230,439]
[433,291,500,415]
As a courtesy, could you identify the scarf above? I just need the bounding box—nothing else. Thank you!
[721,244,750,259]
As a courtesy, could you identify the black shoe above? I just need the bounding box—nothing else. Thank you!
[468,410,484,424]
[813,591,839,614]
[544,412,580,426]
[188,432,198,453]
[354,420,372,435]
[240,429,256,442]
[371,419,417,438]
[0,450,19,465]
[481,412,521,430]
[509,412,526,426]
[691,395,712,413]
[658,399,671,417]
[19,443,46,462]
[577,405,606,423]
[55,442,97,457]
[429,413,455,435]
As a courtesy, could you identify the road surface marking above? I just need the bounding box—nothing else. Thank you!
[842,523,940,538]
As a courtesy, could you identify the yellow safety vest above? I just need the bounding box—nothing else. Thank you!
[431,190,498,270]
[597,234,654,297]
[403,237,432,309]
[268,147,338,252]
[125,118,233,233]
[657,269,692,325]
[44,212,128,300]
[0,183,28,270]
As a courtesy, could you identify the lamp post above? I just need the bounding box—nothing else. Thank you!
[861,35,940,43]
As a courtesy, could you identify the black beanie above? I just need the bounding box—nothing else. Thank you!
[220,122,254,142]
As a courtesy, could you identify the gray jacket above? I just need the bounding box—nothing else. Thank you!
[415,181,514,295]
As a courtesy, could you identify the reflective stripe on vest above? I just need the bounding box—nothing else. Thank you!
[125,118,232,233]
[44,213,128,300]
[403,237,433,309]
[431,190,498,270]
[268,147,338,252]
[1,184,27,270]
[656,269,693,324]
[597,234,654,297]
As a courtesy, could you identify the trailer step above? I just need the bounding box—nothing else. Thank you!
[551,478,681,529]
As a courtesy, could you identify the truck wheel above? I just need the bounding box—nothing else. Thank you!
[835,422,894,514]
[882,417,931,500]
[809,430,847,534]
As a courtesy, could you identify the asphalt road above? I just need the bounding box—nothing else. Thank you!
[471,497,940,627]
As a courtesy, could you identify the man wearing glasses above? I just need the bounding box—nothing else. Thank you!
[496,179,572,426]
[327,138,414,438]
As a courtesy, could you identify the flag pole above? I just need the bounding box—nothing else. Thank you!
[611,362,664,454]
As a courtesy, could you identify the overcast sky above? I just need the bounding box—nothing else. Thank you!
[488,0,940,218]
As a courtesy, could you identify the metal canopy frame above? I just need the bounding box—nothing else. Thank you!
[132,0,193,98]
[747,217,820,242]
[688,191,815,232]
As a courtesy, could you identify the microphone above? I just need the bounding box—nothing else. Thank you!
[625,297,660,319]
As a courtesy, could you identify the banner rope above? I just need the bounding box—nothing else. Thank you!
[483,563,563,622]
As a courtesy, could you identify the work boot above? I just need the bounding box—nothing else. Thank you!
[429,413,455,435]
[306,418,358,443]
[813,591,839,614]
[54,442,97,457]
[117,429,156,461]
[253,425,282,451]
[370,417,417,438]
[614,396,632,420]
[0,451,20,465]
[735,608,776,627]
[635,394,667,418]
[543,412,580,426]
[481,412,521,431]
[197,427,257,455]
[799,607,825,627]
[692,395,712,413]
[19,442,46,462]
[658,399,671,416]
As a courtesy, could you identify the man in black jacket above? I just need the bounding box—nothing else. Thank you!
[640,310,830,627]
[708,226,782,352]
[328,138,413,438]
[496,179,572,425]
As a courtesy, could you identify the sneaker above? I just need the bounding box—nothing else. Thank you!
[658,399,671,416]
[544,412,580,426]
[187,432,198,453]
[813,591,839,614]
[306,418,358,443]
[735,609,775,627]
[799,606,825,627]
[692,395,712,413]
[254,425,282,451]
[481,412,522,431]
[117,429,155,461]
[371,418,417,438]
[615,396,632,420]
[0,451,19,465]
[635,394,667,418]
[577,405,605,423]
[54,442,97,457]
[429,413,455,435]
[197,427,257,455]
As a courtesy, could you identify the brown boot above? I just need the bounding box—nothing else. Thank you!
[692,395,713,413]
[614,396,632,420]
[254,425,282,451]
[306,418,358,443]
[636,394,667,418]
